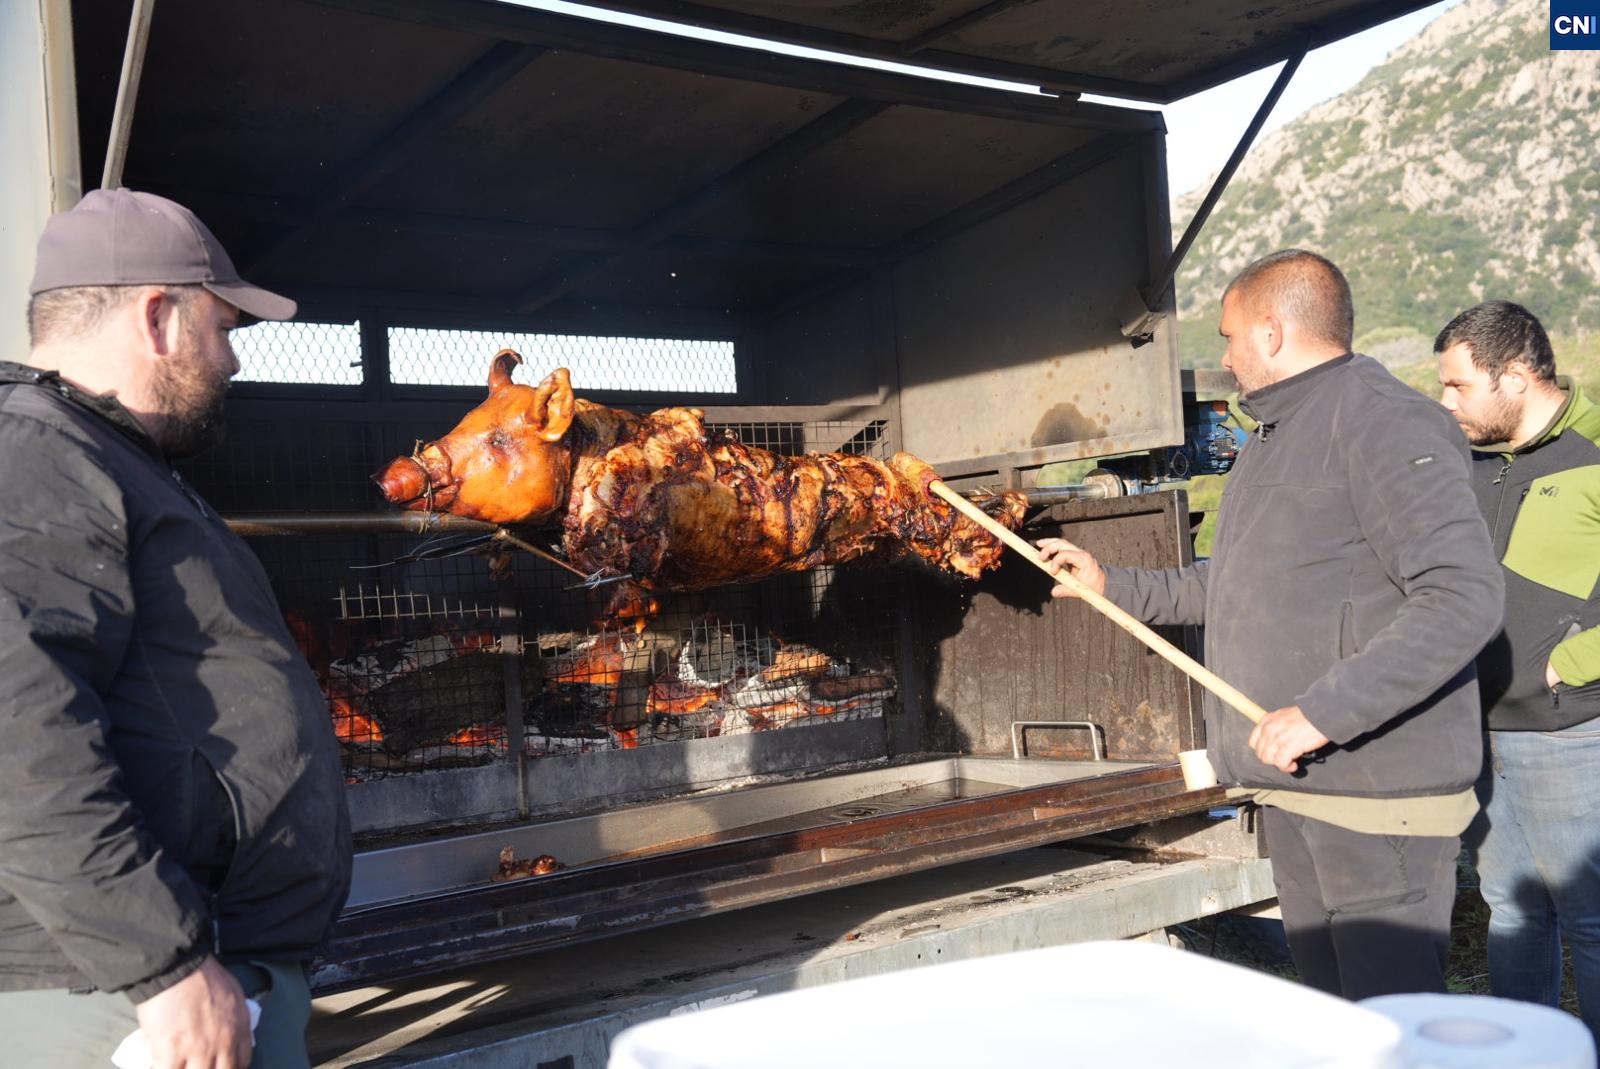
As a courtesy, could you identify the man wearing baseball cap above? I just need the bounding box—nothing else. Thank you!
[0,189,351,1068]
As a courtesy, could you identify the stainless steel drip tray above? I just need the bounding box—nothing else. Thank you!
[347,756,1148,910]
[319,757,1219,992]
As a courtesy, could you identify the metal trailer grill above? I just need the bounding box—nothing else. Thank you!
[77,0,1269,998]
[7,0,1426,1056]
[182,315,1221,991]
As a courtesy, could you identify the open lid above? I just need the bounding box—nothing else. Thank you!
[569,0,1441,101]
[67,0,1429,326]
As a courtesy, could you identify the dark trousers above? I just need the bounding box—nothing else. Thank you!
[1262,805,1459,1000]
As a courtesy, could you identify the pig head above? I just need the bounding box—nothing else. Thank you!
[374,350,580,525]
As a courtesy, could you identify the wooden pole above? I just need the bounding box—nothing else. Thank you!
[929,480,1267,725]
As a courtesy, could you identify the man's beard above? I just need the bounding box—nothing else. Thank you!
[147,327,229,458]
[1230,350,1271,398]
[1233,366,1269,398]
[1458,384,1522,446]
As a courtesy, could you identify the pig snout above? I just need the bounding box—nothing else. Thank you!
[375,449,453,509]
[374,456,425,505]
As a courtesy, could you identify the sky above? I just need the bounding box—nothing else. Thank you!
[1138,0,1466,196]
[503,0,1464,201]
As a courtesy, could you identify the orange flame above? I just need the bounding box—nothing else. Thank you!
[600,583,661,630]
[550,634,626,686]
[647,680,719,716]
[742,700,811,730]
[446,724,506,747]
[330,697,383,743]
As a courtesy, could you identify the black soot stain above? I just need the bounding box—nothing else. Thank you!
[1031,403,1109,447]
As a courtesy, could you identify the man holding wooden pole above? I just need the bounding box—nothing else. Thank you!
[1037,250,1503,1000]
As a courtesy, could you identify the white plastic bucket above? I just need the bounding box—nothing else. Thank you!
[609,939,1407,1069]
[1361,992,1595,1069]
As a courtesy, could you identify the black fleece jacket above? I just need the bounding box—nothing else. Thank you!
[1104,354,1504,797]
[0,362,350,1002]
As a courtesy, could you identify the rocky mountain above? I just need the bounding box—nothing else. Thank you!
[1170,0,1600,368]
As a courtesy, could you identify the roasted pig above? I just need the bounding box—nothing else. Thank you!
[375,350,1026,590]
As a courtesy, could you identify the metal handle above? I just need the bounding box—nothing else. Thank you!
[1011,721,1103,761]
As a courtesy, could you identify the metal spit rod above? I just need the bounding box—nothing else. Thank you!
[223,512,588,578]
[1019,484,1114,506]
[221,485,1109,541]
[224,512,501,537]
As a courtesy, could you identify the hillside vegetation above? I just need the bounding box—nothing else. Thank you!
[1170,0,1599,371]
[1165,0,1598,553]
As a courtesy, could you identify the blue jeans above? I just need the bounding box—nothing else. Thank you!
[1468,714,1600,1046]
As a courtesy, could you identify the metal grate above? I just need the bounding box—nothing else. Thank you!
[321,597,509,773]
[524,565,900,758]
[241,416,902,777]
[233,319,363,385]
[180,420,379,513]
[335,585,503,623]
[387,327,737,391]
[711,419,890,457]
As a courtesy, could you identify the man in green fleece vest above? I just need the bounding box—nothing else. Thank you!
[1436,300,1600,1045]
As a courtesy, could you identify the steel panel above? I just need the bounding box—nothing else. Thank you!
[895,142,1182,472]
[912,492,1203,761]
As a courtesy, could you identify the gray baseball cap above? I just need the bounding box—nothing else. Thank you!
[29,188,296,322]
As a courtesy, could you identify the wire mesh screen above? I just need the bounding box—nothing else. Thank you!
[231,418,900,778]
[263,535,523,778]
[524,565,900,758]
[325,582,509,773]
[181,420,379,513]
[388,327,737,391]
[233,320,363,385]
[718,419,890,457]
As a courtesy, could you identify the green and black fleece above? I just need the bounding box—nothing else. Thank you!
[1474,377,1600,732]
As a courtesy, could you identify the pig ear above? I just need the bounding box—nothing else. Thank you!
[529,367,576,443]
[488,349,524,392]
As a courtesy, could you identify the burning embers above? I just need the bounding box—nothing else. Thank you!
[527,622,895,756]
[651,639,893,726]
[297,612,895,773]
[323,628,510,772]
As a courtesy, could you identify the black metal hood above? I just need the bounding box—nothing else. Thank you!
[67,0,1429,324]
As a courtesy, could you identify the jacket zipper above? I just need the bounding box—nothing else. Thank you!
[1489,456,1515,549]
[171,469,210,519]
[1551,621,1582,710]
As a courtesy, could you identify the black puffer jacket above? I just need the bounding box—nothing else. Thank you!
[0,363,351,1002]
[1104,355,1504,796]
